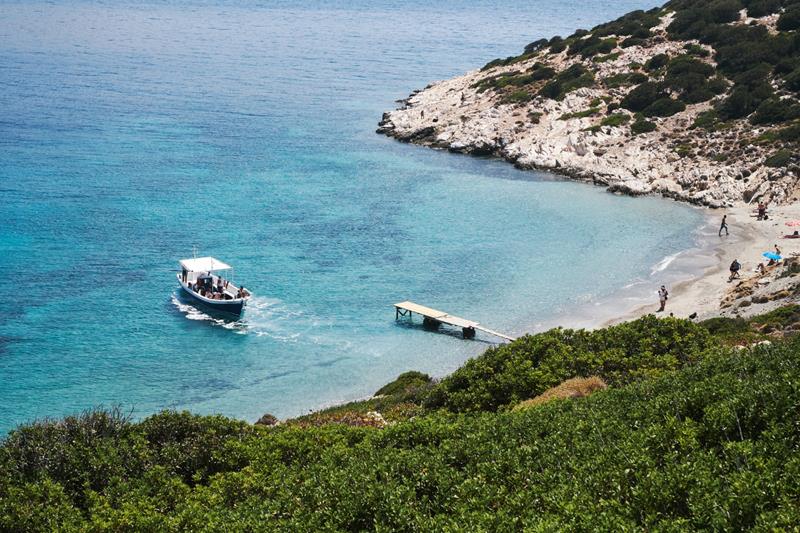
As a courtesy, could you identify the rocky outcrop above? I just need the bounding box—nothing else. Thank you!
[255,413,279,426]
[378,13,799,208]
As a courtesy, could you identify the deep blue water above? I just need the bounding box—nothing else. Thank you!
[0,0,704,433]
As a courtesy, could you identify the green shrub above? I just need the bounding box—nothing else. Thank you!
[777,122,800,142]
[777,5,800,31]
[621,81,666,112]
[764,148,794,167]
[750,98,800,124]
[643,97,687,117]
[621,37,646,48]
[684,43,710,57]
[707,75,730,95]
[601,113,631,126]
[785,68,800,92]
[645,53,670,71]
[603,71,647,88]
[692,109,722,130]
[549,36,567,53]
[631,116,658,134]
[717,85,768,120]
[537,64,595,100]
[708,0,744,23]
[569,35,618,58]
[523,38,548,54]
[593,52,621,63]
[424,315,711,412]
[559,107,600,120]
[746,0,781,17]
[375,371,432,397]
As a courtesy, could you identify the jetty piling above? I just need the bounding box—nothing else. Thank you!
[393,301,516,342]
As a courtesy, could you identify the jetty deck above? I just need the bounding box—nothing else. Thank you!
[394,301,516,342]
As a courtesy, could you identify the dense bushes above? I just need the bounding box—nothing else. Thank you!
[423,315,711,412]
[631,115,658,134]
[538,63,595,99]
[3,336,800,530]
[777,4,800,31]
[665,0,800,123]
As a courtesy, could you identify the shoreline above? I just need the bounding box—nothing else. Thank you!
[606,202,800,327]
[523,205,718,333]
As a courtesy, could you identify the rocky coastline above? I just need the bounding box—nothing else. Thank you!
[377,10,799,208]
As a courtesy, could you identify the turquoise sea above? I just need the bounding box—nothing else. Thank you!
[0,0,705,433]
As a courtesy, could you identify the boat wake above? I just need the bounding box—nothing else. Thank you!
[171,294,247,333]
[171,293,337,344]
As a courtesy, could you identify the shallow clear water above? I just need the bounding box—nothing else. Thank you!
[0,0,704,433]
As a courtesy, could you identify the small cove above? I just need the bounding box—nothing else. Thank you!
[0,0,705,433]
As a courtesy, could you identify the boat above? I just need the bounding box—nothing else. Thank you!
[176,256,250,316]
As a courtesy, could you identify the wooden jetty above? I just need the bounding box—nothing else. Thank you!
[394,301,517,342]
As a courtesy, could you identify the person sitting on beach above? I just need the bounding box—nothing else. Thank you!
[728,259,741,281]
[757,262,766,275]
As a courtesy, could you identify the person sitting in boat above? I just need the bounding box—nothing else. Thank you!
[216,278,224,292]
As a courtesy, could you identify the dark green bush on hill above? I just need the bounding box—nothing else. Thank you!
[643,97,687,117]
[548,35,567,53]
[631,115,658,134]
[750,97,800,124]
[568,35,618,58]
[645,53,670,71]
[424,315,710,412]
[374,371,432,397]
[621,81,666,112]
[745,0,781,17]
[777,4,800,31]
[538,64,595,99]
[765,148,794,167]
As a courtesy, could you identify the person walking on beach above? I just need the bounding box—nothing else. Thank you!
[657,285,669,312]
[719,214,729,236]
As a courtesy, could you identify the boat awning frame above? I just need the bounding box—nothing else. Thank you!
[179,257,233,272]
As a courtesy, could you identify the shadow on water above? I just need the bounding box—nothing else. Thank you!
[393,319,496,346]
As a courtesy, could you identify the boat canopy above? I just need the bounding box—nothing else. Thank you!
[179,257,232,272]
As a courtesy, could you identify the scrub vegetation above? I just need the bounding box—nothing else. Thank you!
[3,308,800,530]
[472,0,800,151]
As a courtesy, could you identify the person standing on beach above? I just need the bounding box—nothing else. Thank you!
[719,214,729,236]
[657,285,669,312]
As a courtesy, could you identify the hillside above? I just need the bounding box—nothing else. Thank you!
[378,0,800,207]
[3,309,800,530]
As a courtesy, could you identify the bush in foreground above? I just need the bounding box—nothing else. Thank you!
[2,336,800,530]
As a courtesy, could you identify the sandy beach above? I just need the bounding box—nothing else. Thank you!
[619,202,800,323]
